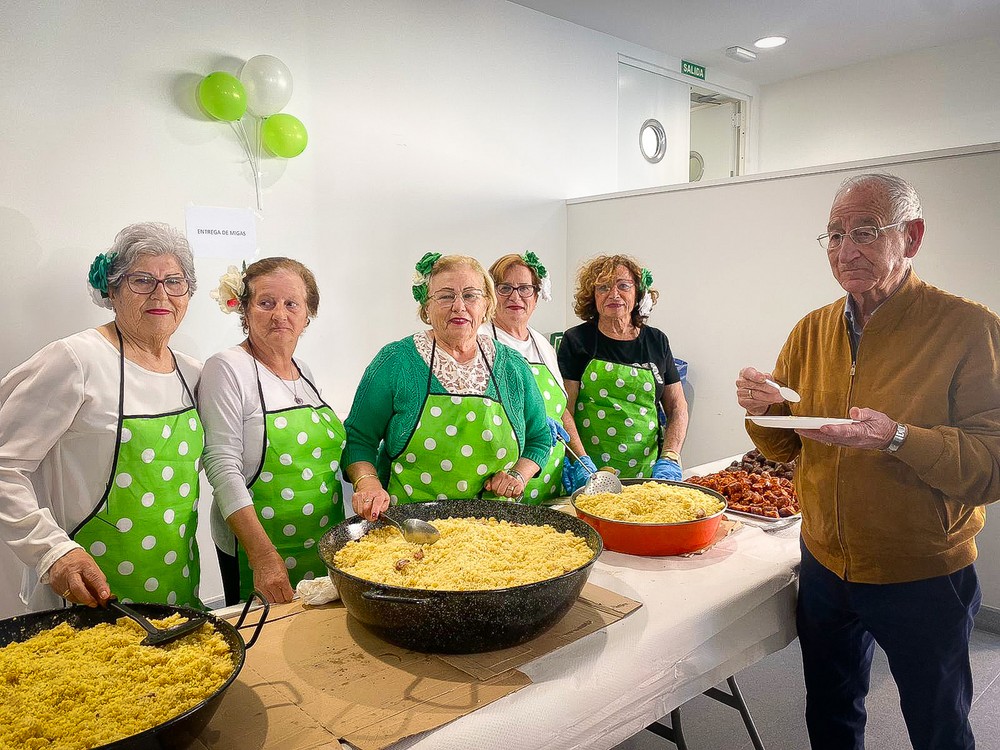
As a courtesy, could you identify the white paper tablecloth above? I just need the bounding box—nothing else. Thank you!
[381,456,802,750]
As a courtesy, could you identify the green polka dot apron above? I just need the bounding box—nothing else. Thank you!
[71,327,204,607]
[491,325,565,504]
[388,340,520,503]
[576,356,659,479]
[237,360,346,602]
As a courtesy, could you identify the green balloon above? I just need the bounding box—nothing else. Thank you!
[261,113,308,158]
[197,72,247,122]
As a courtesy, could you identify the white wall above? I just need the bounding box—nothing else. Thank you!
[758,34,1000,172]
[565,144,1000,605]
[0,1,758,616]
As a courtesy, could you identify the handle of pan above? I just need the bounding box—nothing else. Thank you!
[234,590,270,649]
[362,589,433,605]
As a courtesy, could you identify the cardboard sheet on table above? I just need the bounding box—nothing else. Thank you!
[189,583,640,750]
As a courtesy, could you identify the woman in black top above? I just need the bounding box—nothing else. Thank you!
[557,254,688,488]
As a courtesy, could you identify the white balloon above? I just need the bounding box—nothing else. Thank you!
[239,55,293,116]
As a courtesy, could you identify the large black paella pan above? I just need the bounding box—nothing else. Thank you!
[319,499,603,654]
[0,595,268,750]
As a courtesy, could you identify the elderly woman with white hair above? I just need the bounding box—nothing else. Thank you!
[0,222,203,611]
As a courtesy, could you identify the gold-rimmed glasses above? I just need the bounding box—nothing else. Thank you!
[427,289,487,307]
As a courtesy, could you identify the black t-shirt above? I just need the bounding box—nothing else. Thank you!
[557,320,680,403]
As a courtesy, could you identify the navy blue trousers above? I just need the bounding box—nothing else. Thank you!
[798,541,981,750]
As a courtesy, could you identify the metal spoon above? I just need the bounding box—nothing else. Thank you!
[379,512,441,545]
[106,599,209,647]
[764,378,801,403]
[556,434,623,494]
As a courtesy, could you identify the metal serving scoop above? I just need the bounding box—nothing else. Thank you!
[107,599,209,647]
[557,435,623,494]
[764,378,801,403]
[380,512,441,545]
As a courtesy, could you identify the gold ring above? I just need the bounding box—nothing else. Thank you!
[749,388,754,399]
[62,589,72,599]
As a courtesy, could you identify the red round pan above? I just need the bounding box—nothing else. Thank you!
[571,479,727,556]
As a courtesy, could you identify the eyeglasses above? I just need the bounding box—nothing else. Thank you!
[123,273,191,296]
[595,281,635,295]
[817,221,907,250]
[496,283,539,298]
[428,290,487,307]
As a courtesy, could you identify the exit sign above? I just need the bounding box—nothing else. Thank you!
[681,60,705,80]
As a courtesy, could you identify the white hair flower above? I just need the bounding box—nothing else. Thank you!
[638,292,654,318]
[210,265,246,314]
[539,276,552,302]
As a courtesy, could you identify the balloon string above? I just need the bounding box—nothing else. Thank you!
[255,117,263,207]
[235,118,262,212]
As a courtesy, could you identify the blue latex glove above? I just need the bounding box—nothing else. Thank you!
[562,455,598,493]
[547,417,570,447]
[652,458,683,481]
[561,457,575,494]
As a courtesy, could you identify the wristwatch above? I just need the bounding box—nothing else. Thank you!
[661,450,682,467]
[884,423,908,454]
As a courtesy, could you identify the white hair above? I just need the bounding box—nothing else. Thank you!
[836,173,922,224]
[89,222,197,308]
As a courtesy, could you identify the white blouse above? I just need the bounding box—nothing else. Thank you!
[0,328,201,609]
[479,323,566,394]
[198,345,326,555]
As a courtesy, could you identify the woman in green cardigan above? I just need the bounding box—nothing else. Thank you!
[344,253,551,521]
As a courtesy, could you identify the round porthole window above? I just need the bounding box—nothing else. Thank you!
[689,150,705,182]
[639,119,666,164]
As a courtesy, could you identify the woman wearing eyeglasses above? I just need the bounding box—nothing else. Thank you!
[0,223,204,611]
[344,253,551,521]
[199,258,346,605]
[558,254,688,487]
[479,253,586,504]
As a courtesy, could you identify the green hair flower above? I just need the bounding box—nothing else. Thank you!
[521,251,548,280]
[411,252,442,303]
[88,252,117,297]
[640,268,653,290]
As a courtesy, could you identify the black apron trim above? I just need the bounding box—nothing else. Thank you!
[491,323,546,365]
[70,326,191,536]
[245,342,333,488]
[389,337,504,462]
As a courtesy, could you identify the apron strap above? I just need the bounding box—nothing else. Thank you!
[426,336,501,401]
[70,326,126,536]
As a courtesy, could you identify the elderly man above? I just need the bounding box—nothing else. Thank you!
[737,173,1000,750]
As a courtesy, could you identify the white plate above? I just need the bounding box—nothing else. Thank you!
[746,416,856,429]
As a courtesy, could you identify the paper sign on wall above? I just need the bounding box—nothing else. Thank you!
[185,205,257,260]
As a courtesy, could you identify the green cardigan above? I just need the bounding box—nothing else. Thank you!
[343,335,551,483]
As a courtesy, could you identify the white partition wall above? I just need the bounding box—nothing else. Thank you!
[565,142,1000,606]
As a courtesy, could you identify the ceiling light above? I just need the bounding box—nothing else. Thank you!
[725,46,757,63]
[754,36,787,49]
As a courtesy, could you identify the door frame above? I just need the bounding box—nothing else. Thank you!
[618,54,751,178]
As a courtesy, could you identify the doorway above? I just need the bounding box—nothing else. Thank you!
[617,57,748,191]
[689,85,744,182]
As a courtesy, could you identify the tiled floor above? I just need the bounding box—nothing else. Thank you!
[612,629,1000,750]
